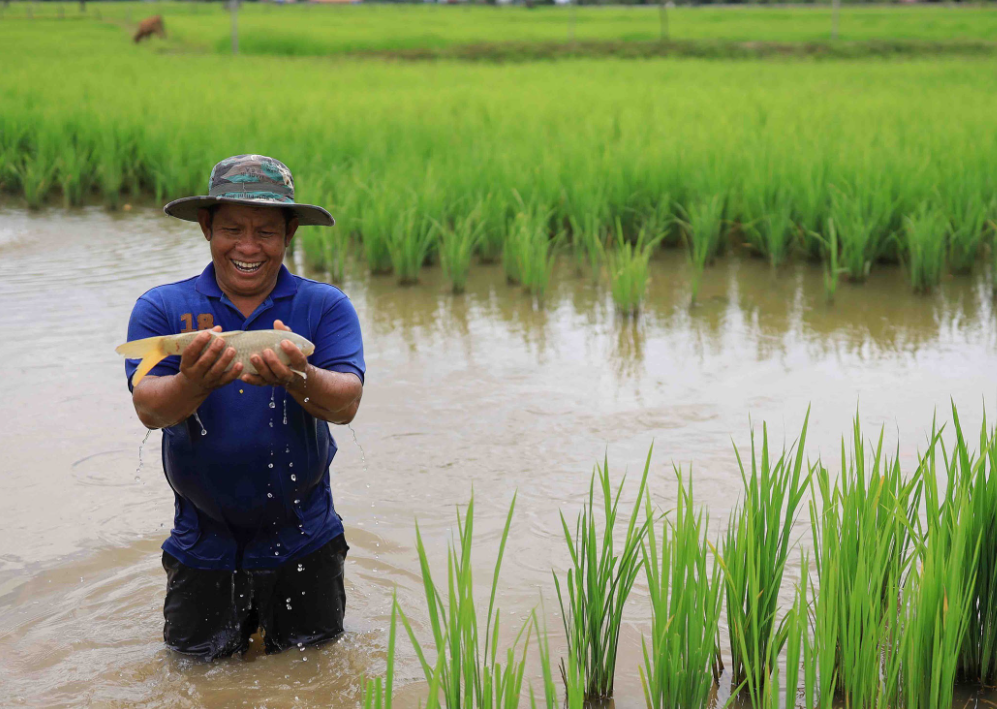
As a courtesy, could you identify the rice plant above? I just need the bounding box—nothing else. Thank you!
[827,185,895,282]
[504,208,561,300]
[554,449,651,701]
[946,192,990,275]
[716,411,812,706]
[300,228,350,284]
[361,594,398,709]
[435,207,485,294]
[638,469,723,709]
[746,192,795,268]
[903,204,947,293]
[568,213,607,281]
[899,438,979,709]
[678,196,725,305]
[387,208,434,285]
[815,217,842,304]
[606,222,661,317]
[397,493,532,709]
[945,407,997,685]
[808,415,924,708]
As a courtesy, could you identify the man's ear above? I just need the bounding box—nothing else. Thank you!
[285,217,300,248]
[197,208,213,241]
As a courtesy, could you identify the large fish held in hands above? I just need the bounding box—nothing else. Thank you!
[116,330,315,387]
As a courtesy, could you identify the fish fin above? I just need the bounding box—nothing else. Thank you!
[116,336,168,388]
[291,368,307,381]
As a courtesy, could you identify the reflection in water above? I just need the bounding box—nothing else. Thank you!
[1,207,995,707]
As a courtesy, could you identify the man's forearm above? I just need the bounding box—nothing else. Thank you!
[286,365,362,425]
[132,374,212,430]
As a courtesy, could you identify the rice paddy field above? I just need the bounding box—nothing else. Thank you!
[4,4,997,709]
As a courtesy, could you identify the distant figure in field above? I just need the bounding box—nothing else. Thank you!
[134,15,165,43]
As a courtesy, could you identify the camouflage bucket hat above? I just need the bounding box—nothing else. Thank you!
[163,154,334,227]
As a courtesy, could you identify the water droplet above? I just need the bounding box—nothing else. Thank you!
[294,499,301,505]
[302,655,307,661]
[286,597,291,603]
[268,463,274,469]
[239,389,244,394]
[201,429,207,436]
[297,642,303,648]
[297,564,304,572]
[303,397,309,403]
[269,401,276,409]
[301,590,306,595]
[269,421,274,428]
[288,462,294,468]
[275,551,280,556]
[290,474,297,482]
[285,445,290,454]
[267,493,273,498]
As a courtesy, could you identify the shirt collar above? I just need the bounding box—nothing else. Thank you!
[195,262,298,299]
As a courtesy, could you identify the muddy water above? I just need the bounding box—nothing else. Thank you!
[1,207,995,708]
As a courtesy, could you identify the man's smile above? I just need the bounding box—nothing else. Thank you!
[231,258,264,274]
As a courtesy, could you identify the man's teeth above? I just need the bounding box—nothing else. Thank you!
[233,260,263,273]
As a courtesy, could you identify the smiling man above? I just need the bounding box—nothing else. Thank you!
[123,155,364,659]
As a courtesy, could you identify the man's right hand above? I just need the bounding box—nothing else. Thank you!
[178,326,243,395]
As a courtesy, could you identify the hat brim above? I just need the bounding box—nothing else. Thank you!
[164,195,335,227]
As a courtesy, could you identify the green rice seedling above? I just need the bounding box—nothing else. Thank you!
[358,190,396,275]
[300,228,350,284]
[95,134,124,210]
[397,493,532,709]
[903,204,947,294]
[554,449,651,701]
[813,217,842,304]
[941,407,997,685]
[530,608,557,709]
[638,469,723,709]
[808,414,924,709]
[677,195,725,306]
[361,593,398,709]
[827,185,896,282]
[716,411,812,707]
[57,145,92,208]
[607,222,661,317]
[746,194,794,268]
[568,213,606,282]
[15,156,53,210]
[946,192,989,276]
[899,444,979,709]
[476,193,511,265]
[505,208,561,301]
[387,208,434,285]
[434,207,485,294]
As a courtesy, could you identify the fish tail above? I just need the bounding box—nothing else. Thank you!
[115,336,169,388]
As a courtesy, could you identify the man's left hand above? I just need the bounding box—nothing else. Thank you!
[241,320,309,391]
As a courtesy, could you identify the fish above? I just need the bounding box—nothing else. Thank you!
[115,330,315,387]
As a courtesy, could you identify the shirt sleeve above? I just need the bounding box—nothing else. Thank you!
[310,291,365,385]
[125,294,181,392]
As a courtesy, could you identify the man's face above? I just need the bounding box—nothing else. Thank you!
[198,204,298,299]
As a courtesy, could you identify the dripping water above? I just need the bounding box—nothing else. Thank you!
[192,410,207,436]
[347,423,379,558]
[134,429,153,483]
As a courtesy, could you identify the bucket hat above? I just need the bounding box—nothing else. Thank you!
[163,154,334,227]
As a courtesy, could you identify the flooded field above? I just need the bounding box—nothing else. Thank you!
[1,207,995,707]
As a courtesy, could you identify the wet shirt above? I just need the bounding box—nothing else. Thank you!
[124,263,365,570]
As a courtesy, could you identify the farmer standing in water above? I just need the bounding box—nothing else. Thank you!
[122,155,364,659]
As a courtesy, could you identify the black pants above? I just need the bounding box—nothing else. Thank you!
[162,534,348,660]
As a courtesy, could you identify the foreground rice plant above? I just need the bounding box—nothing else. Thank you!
[808,417,923,708]
[606,223,661,316]
[639,471,722,709]
[398,494,532,709]
[904,204,948,293]
[362,595,398,709]
[717,412,812,706]
[554,450,651,701]
[569,213,607,281]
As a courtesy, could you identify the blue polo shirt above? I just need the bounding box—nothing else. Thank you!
[124,263,365,571]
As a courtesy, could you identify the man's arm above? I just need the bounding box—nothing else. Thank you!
[131,327,243,429]
[239,320,363,425]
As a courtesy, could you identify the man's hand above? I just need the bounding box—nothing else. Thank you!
[240,319,363,424]
[241,320,308,391]
[179,326,243,395]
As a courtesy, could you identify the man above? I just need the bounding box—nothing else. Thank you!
[123,155,364,660]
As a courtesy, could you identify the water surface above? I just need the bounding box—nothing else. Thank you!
[1,207,994,707]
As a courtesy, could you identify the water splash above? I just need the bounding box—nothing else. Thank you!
[347,423,379,559]
[134,429,152,482]
[282,391,288,425]
[192,411,207,436]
